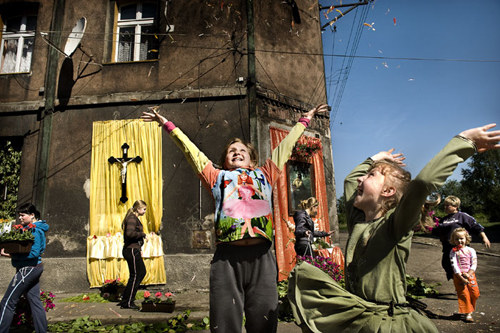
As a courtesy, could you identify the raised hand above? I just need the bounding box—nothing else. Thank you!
[459,123,500,153]
[302,104,330,120]
[370,148,406,166]
[141,106,167,126]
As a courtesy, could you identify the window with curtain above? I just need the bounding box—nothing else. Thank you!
[0,14,37,74]
[115,1,158,62]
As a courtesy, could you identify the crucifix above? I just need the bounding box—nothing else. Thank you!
[108,143,142,203]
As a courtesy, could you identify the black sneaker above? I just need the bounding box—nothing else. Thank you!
[121,303,140,310]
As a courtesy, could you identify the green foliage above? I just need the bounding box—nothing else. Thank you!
[0,225,35,242]
[12,290,55,328]
[47,311,210,332]
[277,279,294,322]
[298,256,344,287]
[336,195,347,229]
[405,274,440,299]
[473,212,489,225]
[437,150,500,221]
[0,141,22,220]
[63,292,147,304]
[460,150,500,220]
[61,293,114,303]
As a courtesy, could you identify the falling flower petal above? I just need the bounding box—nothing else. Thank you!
[363,22,375,31]
[393,17,397,25]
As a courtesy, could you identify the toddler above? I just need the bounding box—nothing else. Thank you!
[449,227,480,322]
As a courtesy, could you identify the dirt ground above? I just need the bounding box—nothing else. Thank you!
[408,234,500,333]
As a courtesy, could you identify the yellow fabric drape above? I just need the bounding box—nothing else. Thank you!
[87,120,166,287]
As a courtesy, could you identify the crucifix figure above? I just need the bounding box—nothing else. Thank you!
[108,143,142,203]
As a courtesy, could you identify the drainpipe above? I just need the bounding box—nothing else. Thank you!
[35,0,65,216]
[246,0,258,149]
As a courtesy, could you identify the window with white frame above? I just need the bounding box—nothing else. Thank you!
[0,15,37,74]
[115,2,158,62]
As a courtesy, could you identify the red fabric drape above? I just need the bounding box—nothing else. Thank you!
[270,127,330,281]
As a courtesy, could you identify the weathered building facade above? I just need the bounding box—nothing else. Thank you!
[0,0,337,292]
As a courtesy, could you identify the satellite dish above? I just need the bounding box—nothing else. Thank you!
[63,17,87,57]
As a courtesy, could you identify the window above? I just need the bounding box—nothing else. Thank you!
[115,2,158,62]
[0,15,37,73]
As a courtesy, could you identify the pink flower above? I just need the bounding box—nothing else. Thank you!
[155,292,162,298]
[165,292,173,298]
[144,291,151,298]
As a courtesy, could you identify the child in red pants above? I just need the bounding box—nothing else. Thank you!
[449,228,480,322]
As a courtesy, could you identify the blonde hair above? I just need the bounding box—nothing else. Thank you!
[449,227,471,246]
[121,200,147,230]
[371,160,411,215]
[299,197,319,211]
[219,138,258,169]
[444,195,461,209]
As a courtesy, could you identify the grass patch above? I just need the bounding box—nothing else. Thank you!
[480,221,500,228]
[61,292,143,303]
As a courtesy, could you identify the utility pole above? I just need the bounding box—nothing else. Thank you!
[246,0,258,149]
[35,0,66,216]
[320,0,372,30]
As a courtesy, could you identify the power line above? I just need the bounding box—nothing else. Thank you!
[32,31,500,63]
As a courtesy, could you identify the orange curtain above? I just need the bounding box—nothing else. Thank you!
[270,127,330,281]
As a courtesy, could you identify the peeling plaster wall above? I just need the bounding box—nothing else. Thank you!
[0,0,336,286]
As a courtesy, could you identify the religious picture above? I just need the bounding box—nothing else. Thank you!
[287,161,315,215]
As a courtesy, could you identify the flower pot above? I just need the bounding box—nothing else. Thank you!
[141,301,176,313]
[0,240,33,254]
[100,286,125,302]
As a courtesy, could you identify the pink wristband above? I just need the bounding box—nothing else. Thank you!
[298,117,310,127]
[162,121,177,133]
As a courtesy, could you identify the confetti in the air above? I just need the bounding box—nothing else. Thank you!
[363,22,375,31]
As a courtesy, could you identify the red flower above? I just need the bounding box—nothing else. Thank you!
[144,291,151,298]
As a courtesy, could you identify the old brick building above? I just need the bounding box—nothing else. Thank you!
[0,0,337,291]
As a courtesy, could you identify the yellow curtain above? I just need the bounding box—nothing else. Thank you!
[87,119,166,288]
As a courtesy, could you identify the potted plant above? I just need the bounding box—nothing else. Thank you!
[297,255,344,287]
[0,223,35,254]
[291,140,321,161]
[141,290,176,313]
[11,290,55,331]
[99,278,125,302]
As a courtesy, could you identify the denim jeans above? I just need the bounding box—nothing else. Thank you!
[0,264,47,333]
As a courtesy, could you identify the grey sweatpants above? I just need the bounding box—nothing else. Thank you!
[209,241,278,333]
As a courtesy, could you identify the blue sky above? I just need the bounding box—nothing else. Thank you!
[319,0,500,198]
